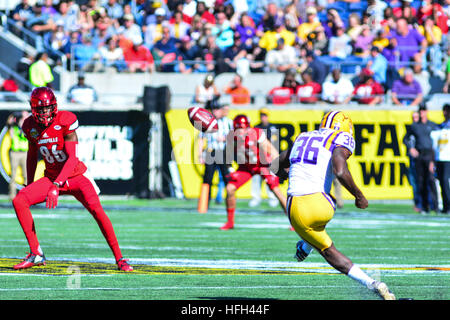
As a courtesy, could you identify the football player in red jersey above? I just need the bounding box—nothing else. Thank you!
[221,114,288,230]
[12,87,133,271]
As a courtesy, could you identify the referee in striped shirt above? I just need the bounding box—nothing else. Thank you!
[197,100,233,213]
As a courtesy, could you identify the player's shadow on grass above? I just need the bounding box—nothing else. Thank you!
[196,297,278,300]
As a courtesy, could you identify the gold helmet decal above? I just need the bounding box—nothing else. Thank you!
[320,111,354,136]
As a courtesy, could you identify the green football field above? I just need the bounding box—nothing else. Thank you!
[0,197,448,302]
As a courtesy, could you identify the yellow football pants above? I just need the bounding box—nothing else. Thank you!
[288,193,336,251]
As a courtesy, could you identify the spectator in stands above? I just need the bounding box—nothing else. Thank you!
[298,50,328,85]
[152,26,179,72]
[388,17,427,73]
[144,7,167,48]
[169,11,190,40]
[46,21,69,52]
[1,77,19,93]
[328,25,352,60]
[174,35,203,73]
[42,0,58,17]
[260,2,284,32]
[354,25,375,58]
[324,8,345,37]
[29,52,54,88]
[123,38,155,73]
[347,13,363,41]
[296,70,322,104]
[381,36,400,69]
[11,0,34,28]
[62,29,82,67]
[197,22,214,48]
[297,6,322,43]
[223,74,251,105]
[418,17,444,77]
[212,12,235,51]
[284,3,300,32]
[91,14,115,48]
[223,34,247,73]
[235,13,257,51]
[99,36,127,72]
[196,1,216,24]
[199,35,226,74]
[120,13,143,45]
[54,0,78,31]
[367,46,388,86]
[267,70,298,105]
[183,0,197,19]
[391,68,423,106]
[265,38,298,73]
[393,0,417,19]
[194,74,220,106]
[187,14,204,42]
[372,29,390,51]
[26,2,56,50]
[103,0,124,21]
[73,34,101,71]
[259,20,296,52]
[420,0,448,35]
[321,68,354,104]
[344,68,384,105]
[305,28,328,56]
[67,72,98,105]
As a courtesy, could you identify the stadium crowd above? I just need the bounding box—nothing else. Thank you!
[4,0,450,105]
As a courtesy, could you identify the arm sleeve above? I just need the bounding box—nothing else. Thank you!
[26,142,38,185]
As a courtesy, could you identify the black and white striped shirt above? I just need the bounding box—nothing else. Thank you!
[200,117,233,151]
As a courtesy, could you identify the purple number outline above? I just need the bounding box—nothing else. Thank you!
[290,136,324,165]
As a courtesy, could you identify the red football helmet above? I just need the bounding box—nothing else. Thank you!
[233,114,250,129]
[30,87,58,126]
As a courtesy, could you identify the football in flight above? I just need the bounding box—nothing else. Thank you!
[187,107,218,133]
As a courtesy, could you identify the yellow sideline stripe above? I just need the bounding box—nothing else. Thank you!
[1,258,448,276]
[0,258,332,276]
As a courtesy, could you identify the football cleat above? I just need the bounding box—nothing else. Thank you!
[13,252,46,270]
[117,258,133,272]
[220,221,234,230]
[370,281,396,300]
[294,240,310,262]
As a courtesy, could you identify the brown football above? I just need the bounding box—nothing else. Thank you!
[187,107,218,133]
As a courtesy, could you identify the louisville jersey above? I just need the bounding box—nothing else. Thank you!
[287,128,355,196]
[22,110,87,182]
[353,81,384,104]
[233,127,268,168]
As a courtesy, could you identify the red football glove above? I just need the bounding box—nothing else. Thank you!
[46,184,59,209]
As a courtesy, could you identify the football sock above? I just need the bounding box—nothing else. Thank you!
[87,203,123,262]
[12,194,41,255]
[347,265,376,288]
[198,183,210,213]
[226,208,235,224]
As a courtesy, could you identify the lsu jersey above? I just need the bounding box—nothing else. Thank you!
[287,128,355,197]
[22,110,87,181]
[233,127,268,168]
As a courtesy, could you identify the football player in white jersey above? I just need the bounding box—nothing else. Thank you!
[271,111,396,300]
